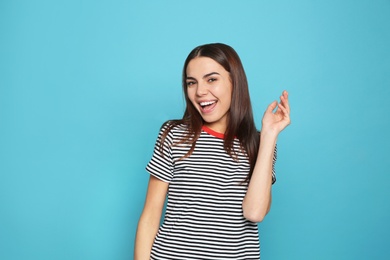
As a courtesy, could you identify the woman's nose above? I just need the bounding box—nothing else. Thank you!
[196,82,208,96]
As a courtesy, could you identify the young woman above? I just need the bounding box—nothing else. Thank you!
[135,43,290,259]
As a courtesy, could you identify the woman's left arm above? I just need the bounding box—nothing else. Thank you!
[242,90,291,222]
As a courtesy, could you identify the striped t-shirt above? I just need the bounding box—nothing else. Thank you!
[146,123,276,260]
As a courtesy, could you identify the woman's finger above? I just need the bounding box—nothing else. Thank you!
[281,91,290,114]
[278,103,291,124]
[266,100,278,114]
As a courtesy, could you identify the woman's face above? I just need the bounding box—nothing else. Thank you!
[186,57,232,133]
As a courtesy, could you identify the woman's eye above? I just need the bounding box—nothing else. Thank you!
[186,81,195,86]
[208,78,217,83]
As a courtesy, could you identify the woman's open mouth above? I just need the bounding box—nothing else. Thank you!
[199,101,217,113]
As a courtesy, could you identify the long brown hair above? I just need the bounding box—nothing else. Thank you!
[161,43,259,182]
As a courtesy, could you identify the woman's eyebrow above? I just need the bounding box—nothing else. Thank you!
[203,72,220,78]
[186,72,220,80]
[186,76,196,81]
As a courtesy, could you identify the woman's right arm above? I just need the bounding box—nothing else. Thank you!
[134,175,169,260]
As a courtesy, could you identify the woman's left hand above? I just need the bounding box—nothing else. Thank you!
[261,90,291,136]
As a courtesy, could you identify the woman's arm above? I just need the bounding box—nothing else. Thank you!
[242,90,290,222]
[134,175,169,260]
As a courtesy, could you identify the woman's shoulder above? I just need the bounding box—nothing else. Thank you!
[159,120,189,135]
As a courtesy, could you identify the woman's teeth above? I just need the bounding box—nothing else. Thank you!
[200,101,216,108]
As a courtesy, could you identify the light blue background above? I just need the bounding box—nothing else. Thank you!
[1,0,389,259]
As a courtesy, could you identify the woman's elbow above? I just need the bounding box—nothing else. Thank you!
[243,209,268,223]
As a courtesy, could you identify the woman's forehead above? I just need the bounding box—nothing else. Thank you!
[186,57,227,76]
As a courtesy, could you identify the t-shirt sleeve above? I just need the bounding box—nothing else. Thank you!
[145,124,174,183]
[271,144,277,185]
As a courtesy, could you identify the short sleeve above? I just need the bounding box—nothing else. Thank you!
[145,123,174,183]
[271,144,277,185]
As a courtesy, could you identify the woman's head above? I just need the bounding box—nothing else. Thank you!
[182,43,253,135]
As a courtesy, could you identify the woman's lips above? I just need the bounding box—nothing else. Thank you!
[199,100,217,113]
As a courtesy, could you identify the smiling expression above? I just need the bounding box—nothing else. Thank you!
[186,57,233,133]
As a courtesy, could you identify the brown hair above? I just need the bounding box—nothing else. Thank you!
[161,43,259,182]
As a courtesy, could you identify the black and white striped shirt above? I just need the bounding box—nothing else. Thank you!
[146,123,276,260]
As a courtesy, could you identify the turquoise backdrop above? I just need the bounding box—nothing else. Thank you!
[1,0,389,259]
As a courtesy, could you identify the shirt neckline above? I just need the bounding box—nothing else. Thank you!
[201,125,225,139]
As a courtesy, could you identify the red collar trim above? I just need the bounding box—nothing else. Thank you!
[202,125,225,139]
